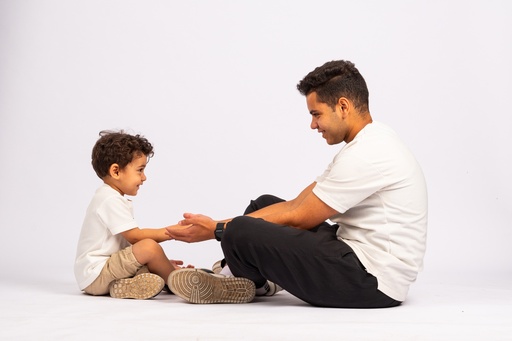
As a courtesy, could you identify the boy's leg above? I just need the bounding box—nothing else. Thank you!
[84,246,164,299]
[222,215,401,308]
[131,239,176,282]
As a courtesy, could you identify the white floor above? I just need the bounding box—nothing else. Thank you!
[1,269,511,341]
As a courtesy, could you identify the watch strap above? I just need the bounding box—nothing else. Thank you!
[214,222,225,241]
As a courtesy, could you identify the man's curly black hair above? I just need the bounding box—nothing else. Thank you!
[297,60,369,113]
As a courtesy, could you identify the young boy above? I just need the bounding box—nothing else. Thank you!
[74,130,191,299]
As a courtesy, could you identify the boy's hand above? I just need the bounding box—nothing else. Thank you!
[169,259,194,270]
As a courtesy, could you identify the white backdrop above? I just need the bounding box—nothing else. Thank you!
[1,1,510,287]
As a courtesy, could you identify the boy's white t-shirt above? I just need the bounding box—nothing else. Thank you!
[313,121,428,302]
[74,184,137,290]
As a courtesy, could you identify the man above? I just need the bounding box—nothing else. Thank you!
[166,60,428,308]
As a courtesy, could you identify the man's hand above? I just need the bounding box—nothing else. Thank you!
[165,213,217,243]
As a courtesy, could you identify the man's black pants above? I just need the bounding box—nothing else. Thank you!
[221,194,401,308]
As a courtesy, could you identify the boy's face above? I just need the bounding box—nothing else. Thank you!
[116,154,148,196]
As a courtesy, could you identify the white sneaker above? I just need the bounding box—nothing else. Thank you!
[212,259,224,274]
[261,280,283,296]
[212,259,283,296]
[168,269,255,304]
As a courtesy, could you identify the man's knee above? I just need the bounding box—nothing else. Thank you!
[254,194,283,203]
[223,216,259,245]
[243,194,284,214]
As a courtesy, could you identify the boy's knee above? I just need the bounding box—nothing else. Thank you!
[133,239,163,258]
[135,238,159,249]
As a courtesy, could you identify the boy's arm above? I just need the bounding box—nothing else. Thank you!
[121,226,178,244]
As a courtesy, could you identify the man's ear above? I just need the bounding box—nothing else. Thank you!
[337,97,350,118]
[109,164,121,179]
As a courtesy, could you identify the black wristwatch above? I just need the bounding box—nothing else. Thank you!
[214,222,225,241]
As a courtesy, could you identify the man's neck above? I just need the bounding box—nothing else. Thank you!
[345,113,373,143]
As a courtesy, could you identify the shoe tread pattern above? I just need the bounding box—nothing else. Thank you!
[109,273,164,299]
[170,269,255,304]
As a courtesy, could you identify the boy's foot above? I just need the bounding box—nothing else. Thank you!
[109,273,165,299]
[168,268,255,304]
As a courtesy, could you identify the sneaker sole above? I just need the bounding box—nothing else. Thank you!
[109,273,164,299]
[169,269,255,304]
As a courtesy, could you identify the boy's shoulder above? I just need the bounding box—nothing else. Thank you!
[94,183,118,195]
[90,184,123,204]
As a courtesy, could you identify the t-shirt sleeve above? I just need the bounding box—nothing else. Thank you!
[313,152,385,214]
[96,195,138,235]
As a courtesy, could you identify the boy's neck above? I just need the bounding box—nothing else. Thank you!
[103,177,124,196]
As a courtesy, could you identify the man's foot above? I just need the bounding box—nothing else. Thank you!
[211,259,225,274]
[212,259,283,296]
[168,268,255,304]
[258,280,283,296]
[109,273,164,299]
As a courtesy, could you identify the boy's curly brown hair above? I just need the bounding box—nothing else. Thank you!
[91,130,154,179]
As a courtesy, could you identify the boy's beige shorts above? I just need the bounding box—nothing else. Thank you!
[84,245,149,296]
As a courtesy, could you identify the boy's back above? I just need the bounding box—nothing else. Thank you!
[74,184,134,290]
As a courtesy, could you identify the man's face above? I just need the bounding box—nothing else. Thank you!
[306,92,346,145]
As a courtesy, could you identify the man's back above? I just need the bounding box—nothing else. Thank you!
[313,121,428,301]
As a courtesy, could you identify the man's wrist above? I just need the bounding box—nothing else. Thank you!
[214,222,225,241]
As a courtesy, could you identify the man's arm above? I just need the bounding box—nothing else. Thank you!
[251,182,338,229]
[166,182,339,243]
[245,182,316,219]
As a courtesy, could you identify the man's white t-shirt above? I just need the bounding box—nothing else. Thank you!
[74,184,137,290]
[313,121,428,301]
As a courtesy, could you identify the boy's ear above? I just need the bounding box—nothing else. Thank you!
[109,164,121,179]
